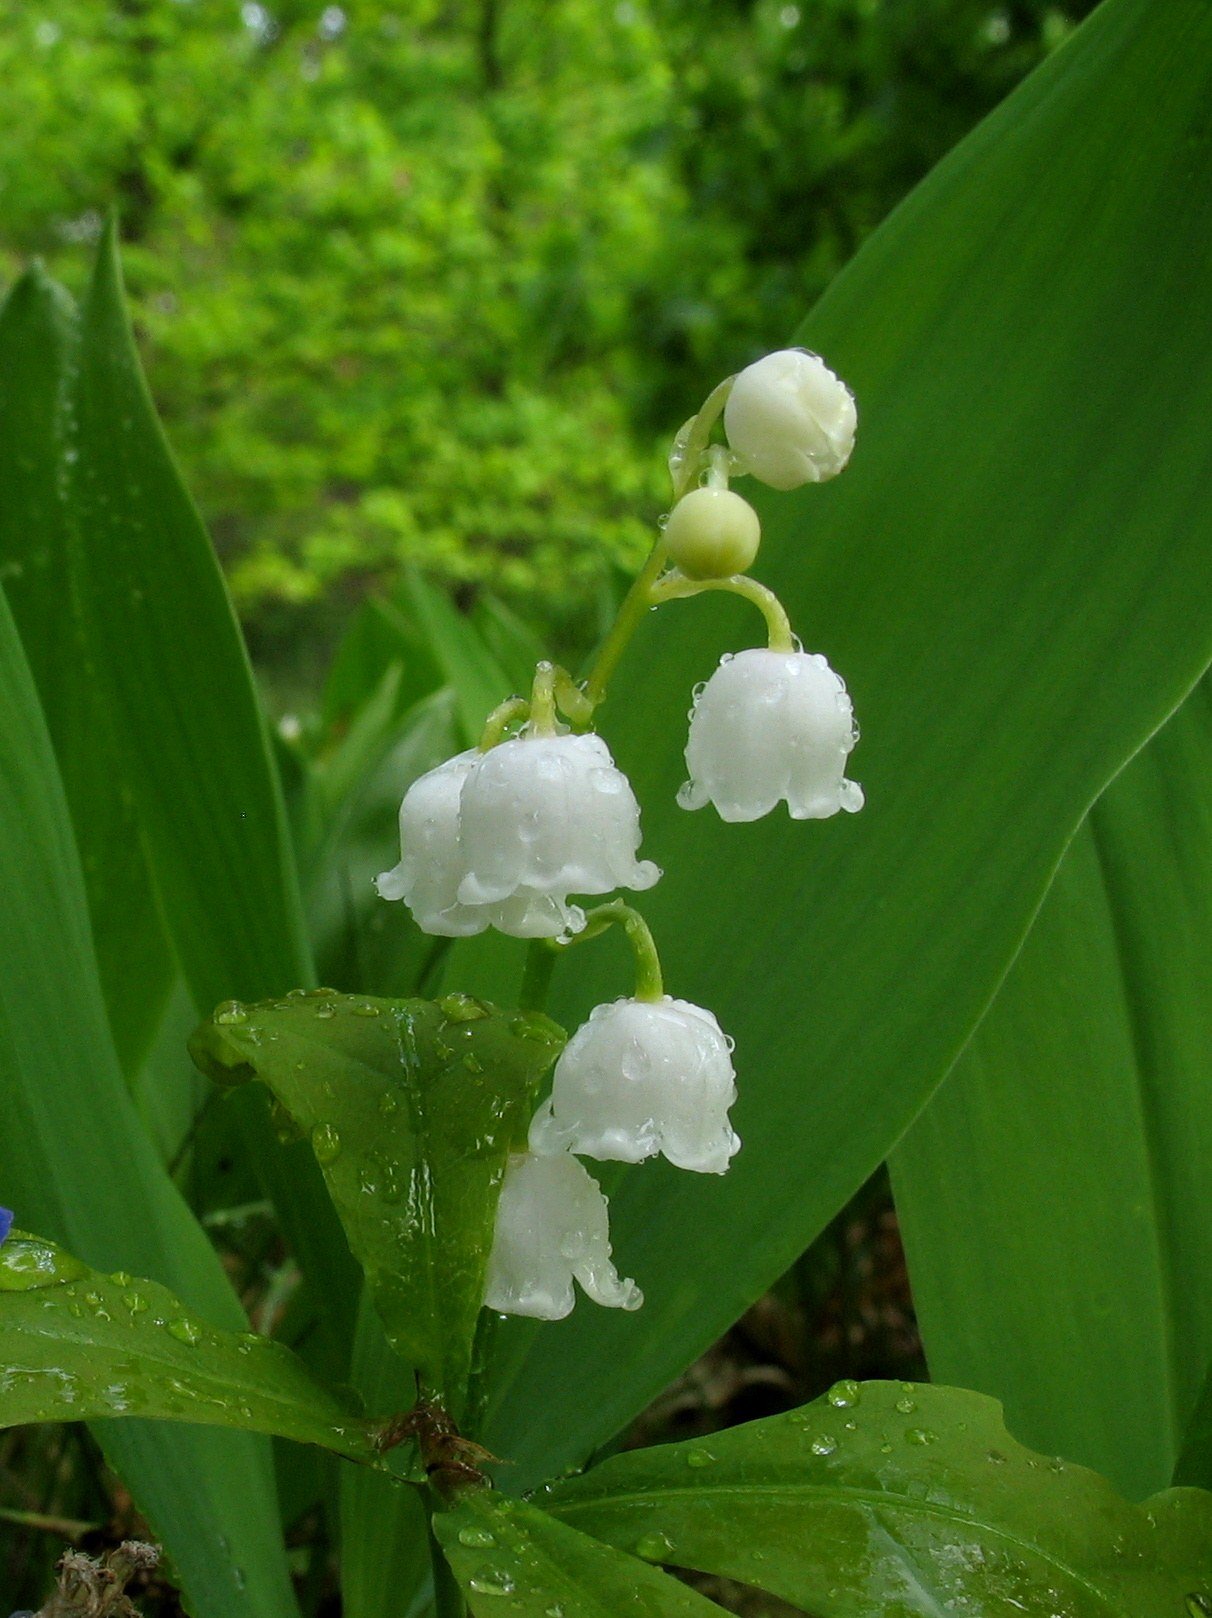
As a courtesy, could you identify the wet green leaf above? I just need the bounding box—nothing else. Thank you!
[476,0,1212,1485]
[0,1232,386,1466]
[434,1490,721,1618]
[893,680,1212,1500]
[0,585,299,1616]
[189,992,564,1409]
[546,1382,1212,1617]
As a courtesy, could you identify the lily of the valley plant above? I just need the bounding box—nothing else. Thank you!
[378,345,862,1320]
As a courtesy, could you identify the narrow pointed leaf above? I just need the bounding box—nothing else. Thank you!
[477,0,1212,1485]
[19,229,358,1345]
[434,1491,722,1618]
[189,992,564,1407]
[0,585,299,1617]
[546,1383,1212,1617]
[0,1231,385,1465]
[892,676,1212,1498]
[0,268,173,1074]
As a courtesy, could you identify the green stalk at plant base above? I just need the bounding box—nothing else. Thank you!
[650,570,796,652]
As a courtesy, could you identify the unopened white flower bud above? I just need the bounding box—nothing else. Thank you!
[530,996,740,1174]
[483,1151,642,1321]
[680,647,863,822]
[457,732,659,918]
[724,349,856,490]
[663,488,761,580]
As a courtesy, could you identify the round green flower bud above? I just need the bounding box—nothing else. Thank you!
[663,488,761,580]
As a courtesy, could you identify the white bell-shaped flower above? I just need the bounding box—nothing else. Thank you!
[680,647,863,822]
[375,752,583,938]
[724,348,856,489]
[483,1151,642,1321]
[529,996,740,1174]
[457,731,659,918]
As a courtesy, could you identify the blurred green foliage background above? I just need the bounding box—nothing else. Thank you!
[0,0,1091,666]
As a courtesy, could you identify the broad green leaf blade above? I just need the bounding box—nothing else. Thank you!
[0,1232,380,1464]
[189,992,564,1408]
[892,676,1212,1499]
[477,0,1212,1484]
[339,1293,433,1618]
[0,267,173,1075]
[0,585,299,1618]
[434,1491,722,1618]
[1175,1359,1212,1490]
[62,228,358,1346]
[546,1383,1212,1617]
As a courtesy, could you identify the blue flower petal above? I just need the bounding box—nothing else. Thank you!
[0,1207,13,1246]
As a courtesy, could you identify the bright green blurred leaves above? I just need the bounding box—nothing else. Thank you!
[0,1232,385,1466]
[434,1491,721,1618]
[545,1383,1212,1617]
[189,992,564,1408]
[893,677,1212,1499]
[481,0,1212,1483]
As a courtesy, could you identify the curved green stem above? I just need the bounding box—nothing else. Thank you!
[551,899,665,1002]
[649,570,795,652]
[671,375,735,501]
[519,938,557,1013]
[478,694,529,751]
[581,536,669,709]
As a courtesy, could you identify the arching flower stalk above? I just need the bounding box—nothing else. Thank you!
[378,347,863,1320]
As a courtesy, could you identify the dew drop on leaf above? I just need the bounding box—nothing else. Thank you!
[0,1239,88,1291]
[468,1567,515,1596]
[312,1123,342,1164]
[826,1379,860,1408]
[214,1000,247,1025]
[166,1317,202,1346]
[457,1526,496,1548]
[810,1434,838,1457]
[895,1397,916,1414]
[905,1428,937,1446]
[686,1447,715,1468]
[635,1532,674,1562]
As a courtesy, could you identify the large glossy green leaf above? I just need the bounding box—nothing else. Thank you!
[399,570,514,747]
[471,0,1212,1484]
[0,267,173,1075]
[545,1382,1212,1616]
[0,586,299,1617]
[189,992,564,1409]
[434,1491,721,1618]
[2,232,359,1350]
[0,1232,380,1464]
[891,676,1212,1499]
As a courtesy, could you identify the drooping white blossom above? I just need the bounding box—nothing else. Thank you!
[456,731,659,919]
[529,996,740,1175]
[724,348,856,490]
[680,647,863,822]
[376,727,661,939]
[483,1151,642,1320]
